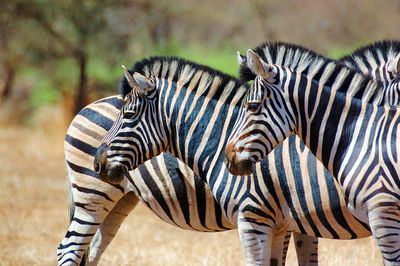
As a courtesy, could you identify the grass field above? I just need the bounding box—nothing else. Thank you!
[0,108,383,266]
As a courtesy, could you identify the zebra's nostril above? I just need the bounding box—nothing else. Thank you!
[94,162,101,173]
[94,143,109,174]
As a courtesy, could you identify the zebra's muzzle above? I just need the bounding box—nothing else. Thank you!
[94,144,125,184]
[224,142,254,176]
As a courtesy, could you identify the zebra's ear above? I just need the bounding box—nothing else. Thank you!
[388,53,400,76]
[246,49,269,79]
[236,51,246,65]
[122,65,139,89]
[132,72,155,94]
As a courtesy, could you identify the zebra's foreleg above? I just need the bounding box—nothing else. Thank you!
[237,215,273,266]
[368,200,400,266]
[270,227,289,266]
[292,232,318,266]
[281,231,292,265]
[87,192,139,265]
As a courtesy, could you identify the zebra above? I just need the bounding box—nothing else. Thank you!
[340,40,400,106]
[88,55,375,266]
[59,41,400,265]
[224,46,400,265]
[61,95,314,266]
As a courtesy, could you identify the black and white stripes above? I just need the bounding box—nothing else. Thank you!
[226,45,400,265]
[58,41,400,265]
[91,56,373,265]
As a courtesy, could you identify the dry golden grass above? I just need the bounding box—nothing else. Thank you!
[0,108,383,266]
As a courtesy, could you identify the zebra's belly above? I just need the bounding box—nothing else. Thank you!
[267,137,372,239]
[128,153,236,232]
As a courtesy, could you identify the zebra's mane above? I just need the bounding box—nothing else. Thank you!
[120,56,248,98]
[240,42,384,103]
[240,42,356,81]
[339,40,400,69]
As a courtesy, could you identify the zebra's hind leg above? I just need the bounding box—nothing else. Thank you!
[65,175,89,266]
[293,232,318,266]
[58,179,121,265]
[87,192,139,265]
[57,198,115,265]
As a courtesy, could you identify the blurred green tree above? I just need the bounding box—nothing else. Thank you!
[1,0,399,124]
[5,0,131,114]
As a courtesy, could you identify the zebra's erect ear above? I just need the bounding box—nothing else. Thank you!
[246,49,278,82]
[238,51,257,82]
[388,53,400,77]
[122,65,139,89]
[121,65,154,94]
[246,49,269,79]
[132,72,155,94]
[236,51,246,65]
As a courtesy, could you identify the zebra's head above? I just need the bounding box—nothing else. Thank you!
[225,50,295,176]
[94,66,167,183]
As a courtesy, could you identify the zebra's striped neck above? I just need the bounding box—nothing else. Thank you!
[158,75,247,181]
[339,40,400,106]
[340,40,400,86]
[122,57,249,181]
[286,67,397,181]
[241,42,400,106]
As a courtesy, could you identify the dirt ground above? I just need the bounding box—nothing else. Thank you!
[0,110,383,266]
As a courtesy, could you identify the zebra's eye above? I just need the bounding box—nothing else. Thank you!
[123,111,136,119]
[247,102,261,112]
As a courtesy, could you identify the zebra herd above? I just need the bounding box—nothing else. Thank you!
[57,40,400,266]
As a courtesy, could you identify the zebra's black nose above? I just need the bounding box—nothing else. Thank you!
[224,142,254,176]
[94,144,125,184]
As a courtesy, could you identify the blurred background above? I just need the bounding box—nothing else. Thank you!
[0,0,399,265]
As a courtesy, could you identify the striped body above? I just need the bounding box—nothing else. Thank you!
[226,46,400,265]
[90,57,372,266]
[66,97,231,232]
[61,96,237,266]
[62,95,323,266]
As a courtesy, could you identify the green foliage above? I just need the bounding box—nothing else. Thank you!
[27,75,60,109]
[53,59,79,88]
[88,59,122,86]
[172,47,240,77]
[328,45,360,59]
[141,42,241,77]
